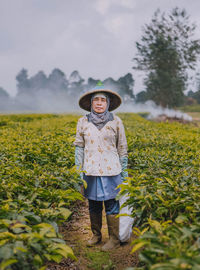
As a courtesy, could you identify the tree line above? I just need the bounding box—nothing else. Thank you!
[0,69,134,112]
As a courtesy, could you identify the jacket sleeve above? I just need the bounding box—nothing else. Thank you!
[74,118,85,182]
[75,145,84,170]
[74,146,84,190]
[73,117,85,148]
[116,118,128,158]
[116,117,128,181]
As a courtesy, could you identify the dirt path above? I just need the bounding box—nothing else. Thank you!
[47,200,139,270]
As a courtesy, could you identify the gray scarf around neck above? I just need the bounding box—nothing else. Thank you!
[86,94,114,130]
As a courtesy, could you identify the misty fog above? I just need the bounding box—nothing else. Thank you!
[0,68,192,121]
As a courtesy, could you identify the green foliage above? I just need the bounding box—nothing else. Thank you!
[2,112,200,269]
[117,73,135,100]
[0,114,83,269]
[118,113,200,269]
[133,8,200,108]
[179,104,200,112]
[131,221,200,270]
[136,112,150,119]
[135,91,149,104]
[0,222,76,269]
[86,250,114,270]
[186,90,200,104]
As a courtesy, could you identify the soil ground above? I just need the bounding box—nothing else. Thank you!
[47,200,139,270]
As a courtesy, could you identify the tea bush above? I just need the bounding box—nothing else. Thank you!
[118,113,200,270]
[0,114,82,269]
[1,113,200,269]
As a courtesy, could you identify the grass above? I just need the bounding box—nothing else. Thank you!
[85,249,115,270]
[178,104,200,112]
[177,104,200,122]
[186,111,200,119]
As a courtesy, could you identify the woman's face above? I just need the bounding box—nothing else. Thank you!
[92,96,107,113]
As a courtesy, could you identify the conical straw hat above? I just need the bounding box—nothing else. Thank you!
[79,82,122,112]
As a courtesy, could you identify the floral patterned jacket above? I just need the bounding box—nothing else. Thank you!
[73,115,127,176]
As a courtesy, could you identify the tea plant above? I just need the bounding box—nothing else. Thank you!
[119,113,200,269]
[2,112,200,269]
[0,114,82,269]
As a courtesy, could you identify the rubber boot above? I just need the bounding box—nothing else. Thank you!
[101,214,120,251]
[87,213,102,246]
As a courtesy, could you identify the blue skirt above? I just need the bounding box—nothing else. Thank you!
[83,173,122,201]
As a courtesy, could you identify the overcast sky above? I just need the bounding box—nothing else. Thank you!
[1,0,200,97]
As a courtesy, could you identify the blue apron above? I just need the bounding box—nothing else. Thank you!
[83,174,122,201]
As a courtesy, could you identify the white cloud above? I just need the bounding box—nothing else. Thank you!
[94,0,112,15]
[120,0,136,9]
[94,0,136,15]
[103,16,124,37]
[103,13,135,41]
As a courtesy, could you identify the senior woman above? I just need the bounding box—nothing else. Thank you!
[73,83,128,251]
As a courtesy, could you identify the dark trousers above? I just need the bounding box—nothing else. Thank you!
[88,199,119,215]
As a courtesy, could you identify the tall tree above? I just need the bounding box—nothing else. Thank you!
[188,76,200,104]
[133,8,200,107]
[16,68,30,94]
[48,68,68,92]
[0,87,9,98]
[135,90,149,103]
[117,73,134,101]
[87,78,100,89]
[29,71,48,92]
[68,70,84,96]
[0,87,12,112]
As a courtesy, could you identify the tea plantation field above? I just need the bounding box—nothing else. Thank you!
[0,113,200,270]
[0,114,82,270]
[119,113,200,270]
